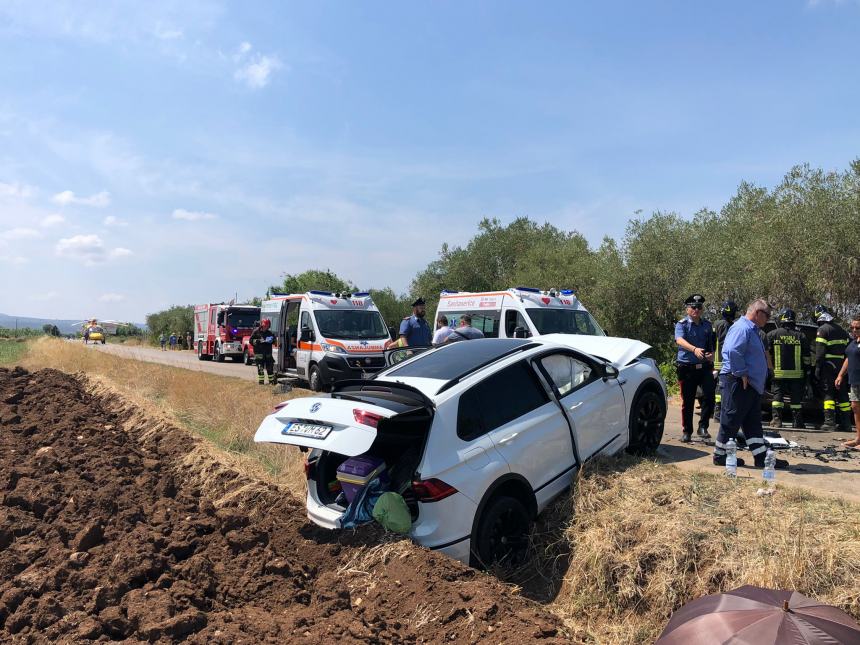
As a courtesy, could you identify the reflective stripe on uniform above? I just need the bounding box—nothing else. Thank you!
[824,399,836,410]
[839,402,852,411]
[750,445,768,457]
[746,437,765,446]
[771,401,784,409]
[790,403,802,410]
[816,337,848,345]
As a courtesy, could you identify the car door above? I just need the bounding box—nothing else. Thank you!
[460,360,576,501]
[296,308,313,377]
[536,351,626,460]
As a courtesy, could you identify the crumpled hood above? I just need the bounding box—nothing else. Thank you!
[540,334,651,367]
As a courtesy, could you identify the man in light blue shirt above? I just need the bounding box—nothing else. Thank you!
[715,299,789,470]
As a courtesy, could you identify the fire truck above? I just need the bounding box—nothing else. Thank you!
[194,303,260,362]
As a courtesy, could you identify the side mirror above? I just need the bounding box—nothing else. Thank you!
[603,364,619,380]
[216,313,224,325]
[513,326,531,339]
[300,327,315,342]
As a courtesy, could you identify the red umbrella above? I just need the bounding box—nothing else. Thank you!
[656,585,860,644]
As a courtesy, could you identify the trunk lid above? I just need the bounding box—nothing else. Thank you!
[254,397,398,456]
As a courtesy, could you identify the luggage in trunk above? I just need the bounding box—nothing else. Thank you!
[336,455,389,504]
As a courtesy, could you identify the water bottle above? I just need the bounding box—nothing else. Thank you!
[725,438,737,477]
[763,448,776,488]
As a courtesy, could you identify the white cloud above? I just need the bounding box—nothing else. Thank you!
[154,23,183,40]
[234,41,252,61]
[55,234,131,265]
[235,54,282,89]
[103,215,127,227]
[52,190,111,207]
[0,227,41,240]
[0,181,35,198]
[99,292,126,303]
[172,208,216,221]
[41,214,66,228]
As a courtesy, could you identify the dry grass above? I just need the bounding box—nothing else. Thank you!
[552,456,860,643]
[21,337,308,497]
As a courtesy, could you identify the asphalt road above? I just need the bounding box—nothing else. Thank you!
[88,342,860,502]
[89,342,261,382]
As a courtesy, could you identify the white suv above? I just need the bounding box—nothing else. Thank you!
[255,335,666,567]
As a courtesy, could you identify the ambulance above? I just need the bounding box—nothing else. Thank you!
[261,291,391,391]
[434,287,606,340]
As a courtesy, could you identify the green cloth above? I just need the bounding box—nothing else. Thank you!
[371,492,412,534]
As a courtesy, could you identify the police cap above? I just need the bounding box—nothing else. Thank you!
[684,294,706,308]
[411,297,426,307]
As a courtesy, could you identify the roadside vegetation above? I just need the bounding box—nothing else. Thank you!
[0,338,29,365]
[13,338,860,642]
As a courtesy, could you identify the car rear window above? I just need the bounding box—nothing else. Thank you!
[457,360,549,441]
[384,338,532,381]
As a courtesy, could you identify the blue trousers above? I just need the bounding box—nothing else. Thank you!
[715,374,766,459]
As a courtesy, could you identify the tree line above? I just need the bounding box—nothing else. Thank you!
[148,160,860,362]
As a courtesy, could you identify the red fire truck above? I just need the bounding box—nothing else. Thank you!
[194,303,260,362]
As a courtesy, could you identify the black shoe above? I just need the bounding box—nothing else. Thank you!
[681,432,692,443]
[697,426,711,439]
[753,456,789,469]
[713,455,746,467]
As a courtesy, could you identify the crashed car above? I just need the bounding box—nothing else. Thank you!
[255,336,666,567]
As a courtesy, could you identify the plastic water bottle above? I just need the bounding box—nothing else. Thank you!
[763,448,776,488]
[725,438,737,477]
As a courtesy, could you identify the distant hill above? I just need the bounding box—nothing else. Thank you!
[0,313,146,335]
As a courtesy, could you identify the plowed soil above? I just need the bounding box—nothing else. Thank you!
[0,367,565,643]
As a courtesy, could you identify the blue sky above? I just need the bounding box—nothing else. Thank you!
[1,0,858,322]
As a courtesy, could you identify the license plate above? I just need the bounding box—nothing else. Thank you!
[282,422,333,439]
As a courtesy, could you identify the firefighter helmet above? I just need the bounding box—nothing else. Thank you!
[813,304,833,323]
[260,318,271,330]
[778,308,796,326]
[720,300,738,320]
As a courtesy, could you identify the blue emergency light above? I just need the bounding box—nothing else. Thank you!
[309,290,333,296]
[353,292,370,297]
[514,286,540,293]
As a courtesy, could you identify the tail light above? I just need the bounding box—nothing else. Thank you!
[411,478,458,503]
[304,456,317,480]
[353,409,383,428]
[273,402,289,413]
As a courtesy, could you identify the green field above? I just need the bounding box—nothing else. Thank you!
[0,339,29,365]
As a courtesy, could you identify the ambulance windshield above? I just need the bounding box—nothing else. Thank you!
[528,308,605,336]
[314,310,389,340]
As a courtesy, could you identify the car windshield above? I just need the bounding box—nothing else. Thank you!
[383,338,532,380]
[314,310,389,340]
[528,308,605,336]
[226,311,260,329]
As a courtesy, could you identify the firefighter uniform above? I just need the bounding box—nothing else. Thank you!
[814,306,850,431]
[766,310,810,429]
[711,301,738,421]
[250,321,277,385]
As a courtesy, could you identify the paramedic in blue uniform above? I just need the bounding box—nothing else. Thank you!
[675,294,716,443]
[399,297,432,347]
[714,299,789,470]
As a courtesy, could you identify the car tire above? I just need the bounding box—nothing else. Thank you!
[308,365,322,392]
[472,495,531,569]
[244,350,251,365]
[214,344,224,362]
[626,388,666,455]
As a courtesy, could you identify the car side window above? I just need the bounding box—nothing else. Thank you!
[300,311,311,330]
[457,360,550,441]
[504,310,529,336]
[538,353,592,397]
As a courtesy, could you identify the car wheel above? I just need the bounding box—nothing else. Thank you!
[626,389,666,455]
[244,350,251,365]
[308,365,323,392]
[197,341,206,361]
[214,344,224,362]
[472,496,531,569]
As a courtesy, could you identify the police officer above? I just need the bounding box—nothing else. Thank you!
[813,305,850,431]
[674,294,716,442]
[250,318,277,386]
[711,300,738,421]
[398,297,432,347]
[766,309,810,429]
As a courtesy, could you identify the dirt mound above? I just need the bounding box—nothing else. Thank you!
[0,367,565,643]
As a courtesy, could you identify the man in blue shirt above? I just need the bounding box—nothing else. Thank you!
[674,294,716,443]
[399,297,432,347]
[715,299,789,469]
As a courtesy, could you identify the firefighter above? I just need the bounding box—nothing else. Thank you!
[813,305,850,431]
[711,300,738,421]
[250,318,277,386]
[766,309,810,429]
[674,294,716,442]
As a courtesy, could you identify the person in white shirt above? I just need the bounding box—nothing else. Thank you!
[432,315,453,345]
